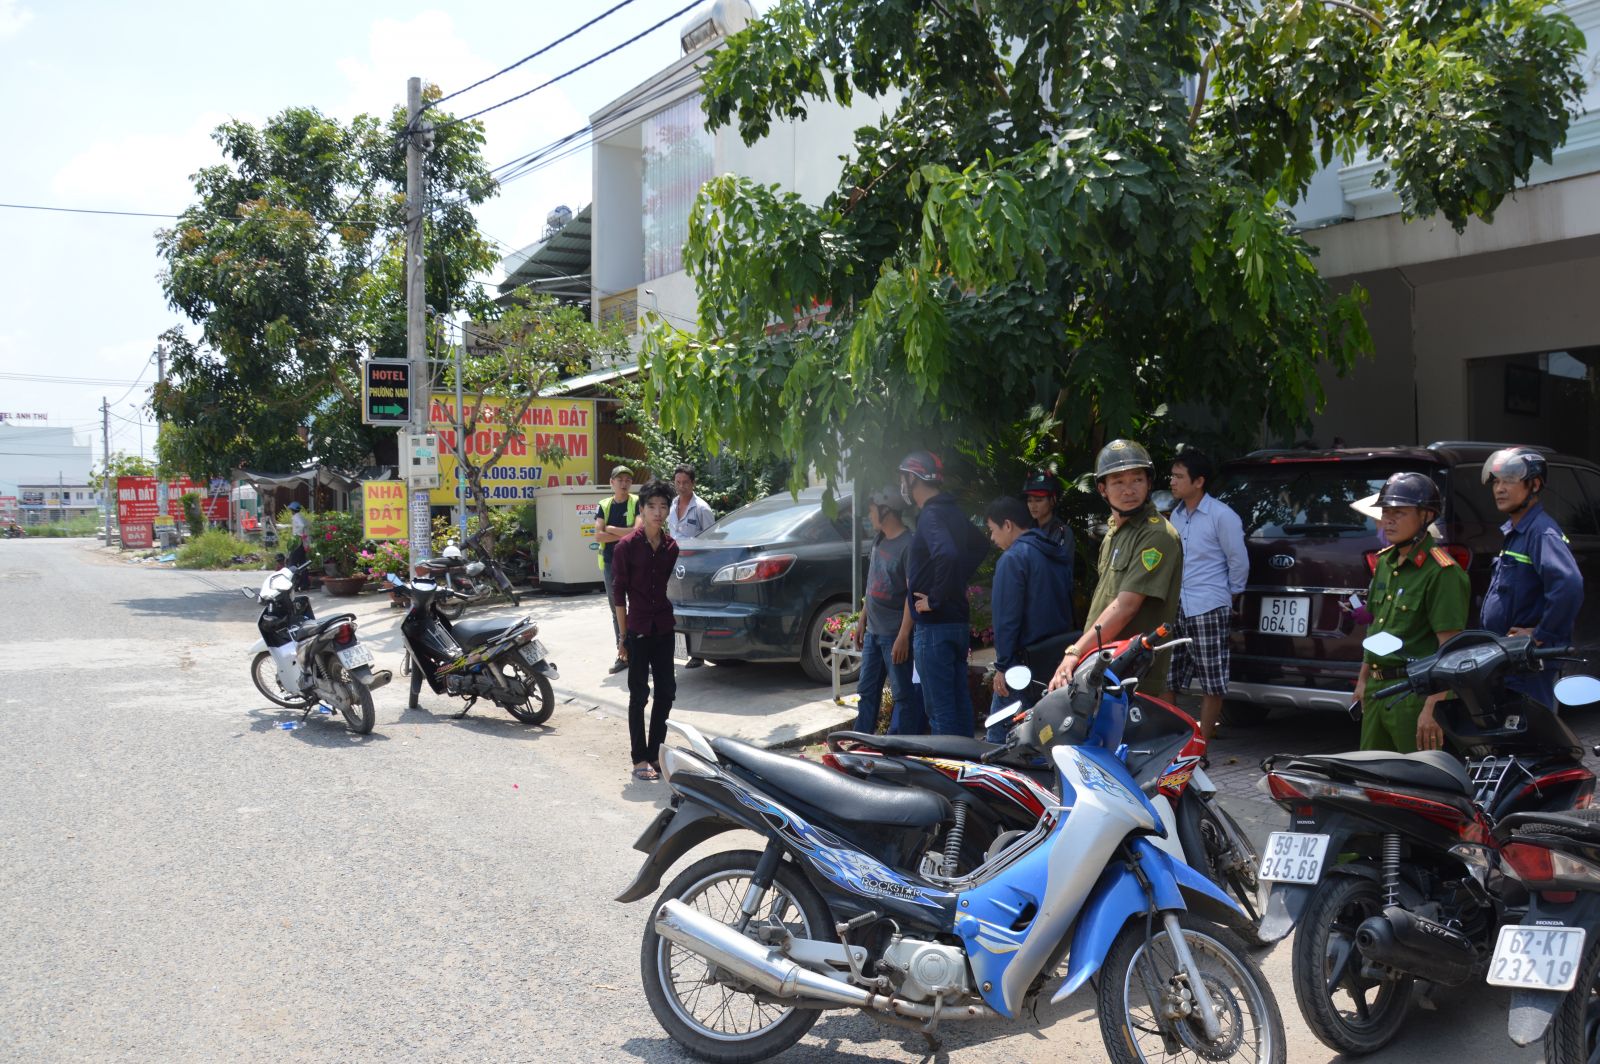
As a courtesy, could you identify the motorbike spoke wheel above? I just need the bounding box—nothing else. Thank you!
[1099,914,1285,1064]
[502,659,554,726]
[641,850,831,1064]
[250,650,309,709]
[1291,874,1413,1055]
[1546,924,1600,1064]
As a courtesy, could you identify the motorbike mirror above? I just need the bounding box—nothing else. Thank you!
[1554,675,1600,707]
[1362,631,1403,657]
[1002,665,1032,691]
[984,700,1024,729]
[385,573,404,587]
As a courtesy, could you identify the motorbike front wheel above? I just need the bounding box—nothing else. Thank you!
[1177,794,1265,946]
[1291,872,1414,1055]
[251,651,310,709]
[502,659,554,725]
[641,850,832,1064]
[1546,923,1600,1064]
[1099,913,1285,1064]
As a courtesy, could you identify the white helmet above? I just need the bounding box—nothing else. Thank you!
[442,541,463,560]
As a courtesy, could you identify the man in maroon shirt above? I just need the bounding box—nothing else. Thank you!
[611,479,679,781]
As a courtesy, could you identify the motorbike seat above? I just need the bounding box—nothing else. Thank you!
[1498,807,1600,845]
[451,617,511,650]
[1281,749,1473,794]
[288,613,355,643]
[830,731,996,762]
[711,737,951,829]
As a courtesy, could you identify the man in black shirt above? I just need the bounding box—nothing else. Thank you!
[612,479,678,781]
[593,465,639,675]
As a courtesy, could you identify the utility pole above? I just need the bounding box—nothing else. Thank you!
[102,398,112,546]
[405,77,434,568]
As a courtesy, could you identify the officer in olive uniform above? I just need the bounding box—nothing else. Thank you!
[1479,447,1583,709]
[1048,440,1183,697]
[1356,472,1470,753]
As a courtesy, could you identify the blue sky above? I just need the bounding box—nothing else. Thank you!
[0,0,730,472]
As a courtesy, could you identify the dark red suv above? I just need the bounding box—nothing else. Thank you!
[1212,443,1600,722]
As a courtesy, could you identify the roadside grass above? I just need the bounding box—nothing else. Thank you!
[176,529,264,570]
[22,516,102,538]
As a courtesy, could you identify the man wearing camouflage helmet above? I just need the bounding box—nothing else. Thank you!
[1048,440,1183,697]
[1355,472,1469,752]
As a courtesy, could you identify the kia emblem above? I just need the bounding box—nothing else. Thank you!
[674,564,686,579]
[1269,554,1295,570]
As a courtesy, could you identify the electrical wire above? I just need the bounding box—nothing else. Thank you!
[423,0,646,114]
[427,0,704,133]
[0,201,181,219]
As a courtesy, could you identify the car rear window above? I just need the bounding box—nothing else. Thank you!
[1216,462,1431,540]
[693,495,829,546]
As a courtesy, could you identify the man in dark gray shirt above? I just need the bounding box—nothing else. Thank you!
[852,489,923,734]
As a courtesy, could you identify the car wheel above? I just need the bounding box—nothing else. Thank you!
[1221,700,1271,727]
[801,600,857,684]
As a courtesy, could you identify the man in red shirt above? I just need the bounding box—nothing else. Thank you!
[611,479,679,781]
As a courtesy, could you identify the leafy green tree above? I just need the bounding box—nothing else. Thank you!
[154,92,497,477]
[646,0,1587,491]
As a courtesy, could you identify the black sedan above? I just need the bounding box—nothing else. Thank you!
[669,487,870,683]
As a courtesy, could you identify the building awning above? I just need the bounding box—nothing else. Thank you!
[540,361,639,398]
[497,204,592,307]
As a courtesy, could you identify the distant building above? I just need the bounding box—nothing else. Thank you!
[17,482,102,525]
[0,423,91,496]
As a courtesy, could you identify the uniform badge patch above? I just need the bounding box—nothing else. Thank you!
[1141,548,1162,571]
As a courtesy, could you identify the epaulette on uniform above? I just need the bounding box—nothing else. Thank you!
[1429,546,1456,568]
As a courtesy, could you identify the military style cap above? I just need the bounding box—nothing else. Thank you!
[1094,439,1153,481]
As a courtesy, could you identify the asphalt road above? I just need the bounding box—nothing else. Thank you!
[0,539,1558,1062]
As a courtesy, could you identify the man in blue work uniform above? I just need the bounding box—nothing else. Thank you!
[1479,447,1584,708]
[900,450,991,735]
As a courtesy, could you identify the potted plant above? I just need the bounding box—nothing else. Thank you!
[361,539,411,605]
[311,510,369,595]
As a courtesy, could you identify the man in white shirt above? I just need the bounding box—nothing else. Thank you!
[667,464,717,668]
[1166,449,1248,741]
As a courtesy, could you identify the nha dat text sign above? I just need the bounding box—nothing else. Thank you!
[362,481,407,541]
[427,396,595,507]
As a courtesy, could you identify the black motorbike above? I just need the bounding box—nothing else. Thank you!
[1487,674,1600,1063]
[2,524,24,538]
[433,531,521,620]
[1258,630,1595,1055]
[389,558,556,725]
[245,562,390,734]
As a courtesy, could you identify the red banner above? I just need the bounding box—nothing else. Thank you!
[120,522,153,549]
[116,477,232,524]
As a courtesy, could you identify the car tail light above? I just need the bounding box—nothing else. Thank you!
[712,554,797,584]
[335,624,354,645]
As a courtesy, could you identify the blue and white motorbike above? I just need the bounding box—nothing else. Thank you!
[618,628,1285,1063]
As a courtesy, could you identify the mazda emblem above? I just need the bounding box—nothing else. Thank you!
[674,564,686,579]
[1269,554,1295,570]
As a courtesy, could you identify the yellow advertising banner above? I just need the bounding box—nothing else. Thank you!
[362,481,408,540]
[427,395,598,507]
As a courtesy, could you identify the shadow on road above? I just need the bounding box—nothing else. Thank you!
[395,703,558,742]
[243,707,390,746]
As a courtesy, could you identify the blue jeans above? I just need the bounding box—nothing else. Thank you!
[913,622,973,736]
[854,632,921,734]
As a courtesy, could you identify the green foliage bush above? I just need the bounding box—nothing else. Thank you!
[179,492,205,537]
[176,530,260,569]
[23,516,103,538]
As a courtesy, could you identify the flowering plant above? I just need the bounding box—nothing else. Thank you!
[360,540,409,579]
[309,510,367,577]
[823,610,861,638]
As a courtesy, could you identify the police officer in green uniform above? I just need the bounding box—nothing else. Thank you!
[1048,440,1183,697]
[1354,472,1470,753]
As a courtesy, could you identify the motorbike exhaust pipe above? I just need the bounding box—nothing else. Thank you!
[655,899,876,1008]
[1355,905,1476,986]
[652,899,998,1022]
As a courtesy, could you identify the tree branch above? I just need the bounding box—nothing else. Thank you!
[1316,0,1383,29]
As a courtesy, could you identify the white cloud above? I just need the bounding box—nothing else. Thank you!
[0,0,33,41]
[49,112,235,215]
